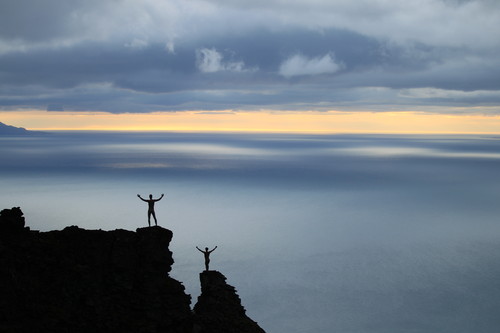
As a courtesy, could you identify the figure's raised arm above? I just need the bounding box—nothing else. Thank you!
[155,194,164,202]
[137,194,147,202]
[196,246,203,253]
[209,246,218,253]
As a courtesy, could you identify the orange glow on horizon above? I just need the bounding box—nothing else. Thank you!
[2,110,500,134]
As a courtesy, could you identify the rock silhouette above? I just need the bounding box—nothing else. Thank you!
[193,270,266,333]
[0,207,27,233]
[0,207,266,333]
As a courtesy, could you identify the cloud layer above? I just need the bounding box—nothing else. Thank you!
[1,0,500,113]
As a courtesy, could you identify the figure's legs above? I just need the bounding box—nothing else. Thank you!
[152,211,158,226]
[205,259,210,271]
[147,211,152,227]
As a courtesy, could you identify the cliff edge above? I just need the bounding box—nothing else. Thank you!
[0,207,266,333]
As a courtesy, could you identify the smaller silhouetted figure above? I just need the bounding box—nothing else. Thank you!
[196,246,217,271]
[137,193,164,227]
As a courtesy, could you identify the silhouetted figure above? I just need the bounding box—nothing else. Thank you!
[137,193,164,227]
[196,246,217,271]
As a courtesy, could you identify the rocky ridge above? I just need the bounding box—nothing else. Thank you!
[194,271,266,333]
[0,207,266,333]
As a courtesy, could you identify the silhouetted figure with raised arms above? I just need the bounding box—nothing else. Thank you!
[197,246,217,271]
[137,193,164,227]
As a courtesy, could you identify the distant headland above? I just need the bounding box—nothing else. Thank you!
[0,207,266,333]
[0,122,45,135]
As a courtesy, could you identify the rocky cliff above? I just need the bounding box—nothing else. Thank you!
[0,207,266,333]
[193,271,266,333]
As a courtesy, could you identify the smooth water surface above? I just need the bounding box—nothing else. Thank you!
[2,131,500,333]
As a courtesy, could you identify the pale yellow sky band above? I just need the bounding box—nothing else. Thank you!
[2,110,500,134]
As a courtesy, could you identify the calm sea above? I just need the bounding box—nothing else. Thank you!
[2,131,500,333]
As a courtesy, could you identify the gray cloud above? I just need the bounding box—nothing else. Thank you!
[196,48,256,73]
[279,53,343,78]
[0,0,499,113]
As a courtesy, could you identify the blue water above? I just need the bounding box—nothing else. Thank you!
[2,131,500,333]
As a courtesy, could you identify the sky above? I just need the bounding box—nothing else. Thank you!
[3,2,500,331]
[1,0,500,132]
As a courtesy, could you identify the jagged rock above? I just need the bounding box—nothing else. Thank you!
[0,224,192,333]
[0,209,266,333]
[193,271,266,333]
[0,207,27,233]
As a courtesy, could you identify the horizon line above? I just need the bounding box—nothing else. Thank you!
[4,110,500,135]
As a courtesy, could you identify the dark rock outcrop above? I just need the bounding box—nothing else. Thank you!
[0,207,27,233]
[0,222,192,332]
[0,207,266,333]
[193,271,266,333]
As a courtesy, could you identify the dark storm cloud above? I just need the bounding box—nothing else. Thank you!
[1,0,499,113]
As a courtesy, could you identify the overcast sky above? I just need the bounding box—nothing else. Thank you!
[1,0,500,114]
